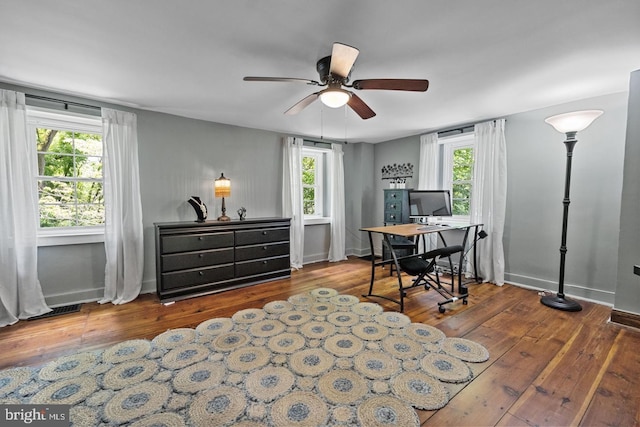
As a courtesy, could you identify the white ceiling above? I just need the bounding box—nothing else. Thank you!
[1,0,639,143]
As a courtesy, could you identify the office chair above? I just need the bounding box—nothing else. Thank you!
[398,244,467,313]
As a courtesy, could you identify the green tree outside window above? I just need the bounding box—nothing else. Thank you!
[36,129,104,227]
[452,147,473,215]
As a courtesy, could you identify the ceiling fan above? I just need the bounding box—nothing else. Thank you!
[244,42,429,120]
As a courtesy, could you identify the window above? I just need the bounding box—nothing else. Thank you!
[301,146,330,224]
[441,134,474,218]
[27,108,104,244]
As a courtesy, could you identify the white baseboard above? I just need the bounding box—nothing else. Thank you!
[504,272,615,306]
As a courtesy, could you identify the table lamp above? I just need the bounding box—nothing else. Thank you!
[214,173,231,221]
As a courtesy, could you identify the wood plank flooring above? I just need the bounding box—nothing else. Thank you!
[1,257,639,426]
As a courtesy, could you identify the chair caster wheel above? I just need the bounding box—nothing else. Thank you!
[439,306,445,313]
[463,299,468,305]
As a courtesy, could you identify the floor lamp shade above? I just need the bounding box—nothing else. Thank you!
[541,110,603,312]
[215,173,231,221]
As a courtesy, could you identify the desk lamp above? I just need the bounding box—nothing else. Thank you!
[214,173,231,221]
[541,110,603,312]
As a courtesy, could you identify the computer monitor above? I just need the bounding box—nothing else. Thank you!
[409,190,453,218]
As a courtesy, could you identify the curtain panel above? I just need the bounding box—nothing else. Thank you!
[471,119,507,285]
[282,137,304,269]
[101,108,144,304]
[418,132,440,251]
[328,144,347,262]
[0,89,51,327]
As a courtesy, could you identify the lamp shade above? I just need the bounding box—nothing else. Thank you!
[544,110,603,134]
[214,173,231,198]
[319,89,350,108]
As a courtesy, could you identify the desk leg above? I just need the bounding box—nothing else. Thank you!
[362,232,406,312]
[366,231,376,295]
[384,234,406,312]
[459,227,471,294]
[473,226,482,282]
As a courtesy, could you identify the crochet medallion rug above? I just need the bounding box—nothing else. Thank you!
[0,288,489,426]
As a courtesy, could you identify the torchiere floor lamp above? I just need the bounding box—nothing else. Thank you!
[541,110,603,312]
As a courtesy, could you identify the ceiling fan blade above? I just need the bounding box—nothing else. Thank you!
[351,79,429,92]
[347,93,376,120]
[329,42,360,79]
[284,92,320,115]
[244,76,321,85]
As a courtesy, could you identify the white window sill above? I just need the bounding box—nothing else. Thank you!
[38,228,105,247]
[304,217,331,226]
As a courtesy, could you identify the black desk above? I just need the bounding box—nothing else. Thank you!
[360,222,483,312]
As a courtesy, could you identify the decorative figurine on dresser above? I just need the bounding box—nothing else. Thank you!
[187,196,208,222]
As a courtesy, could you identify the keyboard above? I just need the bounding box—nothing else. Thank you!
[417,225,447,232]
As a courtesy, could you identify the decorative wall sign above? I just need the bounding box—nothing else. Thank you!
[381,163,413,184]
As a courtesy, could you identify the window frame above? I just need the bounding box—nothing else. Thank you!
[301,146,330,225]
[27,107,105,246]
[440,133,475,222]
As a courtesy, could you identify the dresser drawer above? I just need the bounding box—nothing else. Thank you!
[162,231,234,254]
[235,242,290,262]
[384,212,404,223]
[235,227,289,246]
[235,256,290,278]
[384,190,405,202]
[161,248,234,273]
[161,264,234,290]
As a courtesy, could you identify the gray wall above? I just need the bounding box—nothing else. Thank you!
[1,82,362,305]
[372,92,629,307]
[503,93,628,305]
[3,81,636,312]
[615,70,640,314]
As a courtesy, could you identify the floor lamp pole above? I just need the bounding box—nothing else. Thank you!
[541,132,582,311]
[540,110,602,312]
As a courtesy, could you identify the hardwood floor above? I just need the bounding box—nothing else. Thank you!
[2,257,639,426]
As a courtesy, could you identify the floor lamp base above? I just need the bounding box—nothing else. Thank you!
[540,294,582,312]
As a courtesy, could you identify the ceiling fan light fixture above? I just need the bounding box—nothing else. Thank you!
[319,88,350,108]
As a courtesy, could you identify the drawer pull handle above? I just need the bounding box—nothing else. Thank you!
[391,194,396,198]
[199,271,204,276]
[390,215,395,219]
[262,231,267,235]
[263,260,268,264]
[390,204,395,209]
[198,237,203,241]
[199,254,204,258]
[263,246,268,250]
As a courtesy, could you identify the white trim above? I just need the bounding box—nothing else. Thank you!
[27,107,105,243]
[442,133,474,221]
[27,107,102,133]
[304,217,331,226]
[302,147,327,218]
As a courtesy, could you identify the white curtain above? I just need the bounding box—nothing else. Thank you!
[418,132,439,190]
[471,119,507,285]
[418,132,439,251]
[101,108,144,304]
[282,137,304,269]
[0,90,51,326]
[328,144,347,262]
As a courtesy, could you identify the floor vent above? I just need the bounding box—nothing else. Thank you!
[29,303,82,320]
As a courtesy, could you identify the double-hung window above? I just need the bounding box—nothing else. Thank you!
[441,133,475,220]
[27,108,104,245]
[301,146,330,224]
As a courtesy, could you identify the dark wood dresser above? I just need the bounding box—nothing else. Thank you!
[155,218,291,302]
